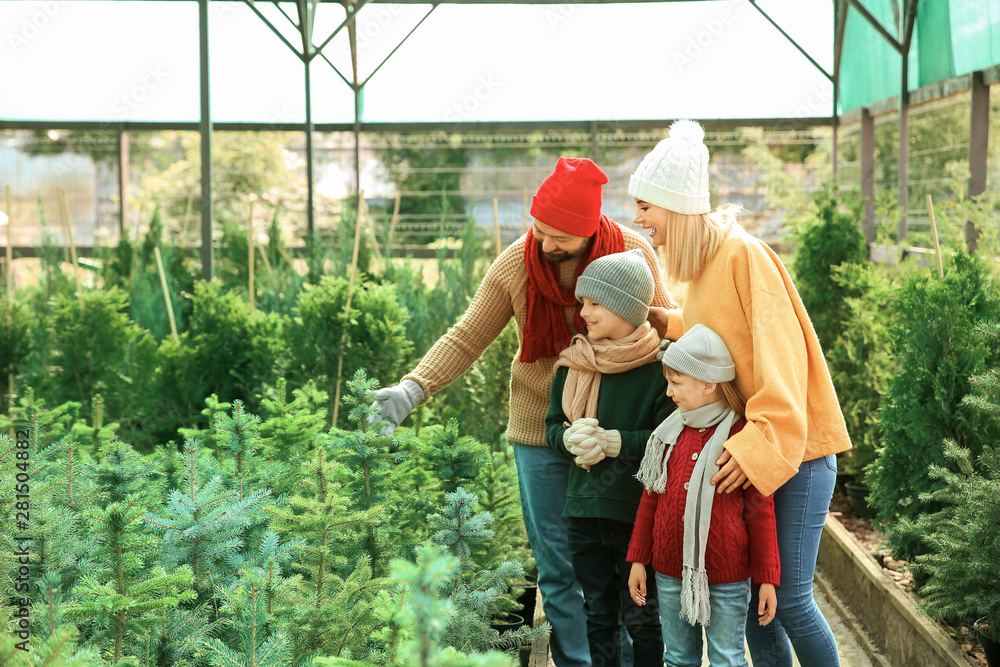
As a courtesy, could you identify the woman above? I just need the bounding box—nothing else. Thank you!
[627,119,851,667]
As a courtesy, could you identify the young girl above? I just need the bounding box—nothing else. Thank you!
[545,249,674,667]
[629,120,850,667]
[628,324,779,667]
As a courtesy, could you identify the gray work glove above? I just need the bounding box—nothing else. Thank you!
[369,379,424,436]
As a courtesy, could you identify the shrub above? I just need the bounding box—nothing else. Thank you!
[866,252,1000,559]
[825,263,900,480]
[290,277,411,426]
[791,184,869,349]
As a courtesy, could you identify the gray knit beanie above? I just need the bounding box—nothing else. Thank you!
[661,323,735,382]
[575,249,654,328]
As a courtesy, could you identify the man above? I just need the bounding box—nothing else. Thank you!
[372,156,676,667]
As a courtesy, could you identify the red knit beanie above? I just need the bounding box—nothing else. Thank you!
[530,157,608,237]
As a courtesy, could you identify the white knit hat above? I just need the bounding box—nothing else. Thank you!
[661,323,735,383]
[628,119,711,215]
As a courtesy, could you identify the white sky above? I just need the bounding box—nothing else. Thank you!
[1,0,834,124]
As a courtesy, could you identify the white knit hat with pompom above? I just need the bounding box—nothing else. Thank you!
[628,119,711,215]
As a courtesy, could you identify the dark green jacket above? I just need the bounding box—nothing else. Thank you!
[545,362,675,523]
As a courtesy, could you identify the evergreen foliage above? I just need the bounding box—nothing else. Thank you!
[825,263,901,480]
[791,184,869,349]
[430,488,546,654]
[42,287,159,441]
[290,277,412,426]
[157,281,286,435]
[867,252,1000,559]
[900,438,1000,643]
[329,371,410,578]
[0,298,35,380]
[145,439,272,595]
[258,378,328,457]
[266,444,385,658]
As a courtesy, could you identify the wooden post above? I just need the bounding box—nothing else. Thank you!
[5,185,12,300]
[522,188,528,235]
[861,108,875,243]
[387,192,401,259]
[493,197,502,257]
[926,195,944,279]
[332,190,366,427]
[968,70,988,252]
[248,200,255,316]
[154,247,180,342]
[58,188,83,309]
[258,244,274,279]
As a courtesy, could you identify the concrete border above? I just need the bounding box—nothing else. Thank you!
[816,514,974,667]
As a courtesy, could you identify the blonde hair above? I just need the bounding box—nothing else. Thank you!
[661,204,744,283]
[663,366,746,418]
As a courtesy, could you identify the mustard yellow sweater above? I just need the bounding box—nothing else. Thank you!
[404,224,676,447]
[663,227,851,496]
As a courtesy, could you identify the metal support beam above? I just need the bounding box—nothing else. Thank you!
[296,0,319,58]
[968,70,989,251]
[242,1,303,59]
[118,129,129,237]
[314,0,373,56]
[360,5,437,87]
[832,79,839,182]
[897,0,917,240]
[749,1,833,81]
[845,0,902,53]
[199,0,213,280]
[861,107,875,242]
[305,59,315,242]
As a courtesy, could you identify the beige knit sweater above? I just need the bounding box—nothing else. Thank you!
[404,224,676,447]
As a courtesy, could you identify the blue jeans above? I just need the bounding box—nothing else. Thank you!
[568,517,663,667]
[656,573,751,666]
[513,443,590,667]
[744,454,840,667]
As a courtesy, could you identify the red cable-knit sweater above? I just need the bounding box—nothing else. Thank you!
[626,419,781,586]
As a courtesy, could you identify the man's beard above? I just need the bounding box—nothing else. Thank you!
[538,240,586,264]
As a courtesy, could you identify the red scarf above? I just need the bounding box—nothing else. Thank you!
[520,215,625,363]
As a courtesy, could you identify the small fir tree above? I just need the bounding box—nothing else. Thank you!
[258,377,328,457]
[414,420,488,494]
[145,438,272,595]
[429,488,546,655]
[896,322,1000,640]
[200,572,294,667]
[329,371,410,577]
[71,496,197,663]
[70,393,120,455]
[867,252,1000,559]
[267,444,386,659]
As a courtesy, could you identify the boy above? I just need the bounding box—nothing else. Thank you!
[545,248,673,667]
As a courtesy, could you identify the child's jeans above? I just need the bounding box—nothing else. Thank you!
[655,572,751,667]
[568,517,664,667]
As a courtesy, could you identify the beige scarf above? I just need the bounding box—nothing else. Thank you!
[554,322,661,422]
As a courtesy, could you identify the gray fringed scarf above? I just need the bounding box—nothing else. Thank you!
[636,400,737,627]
